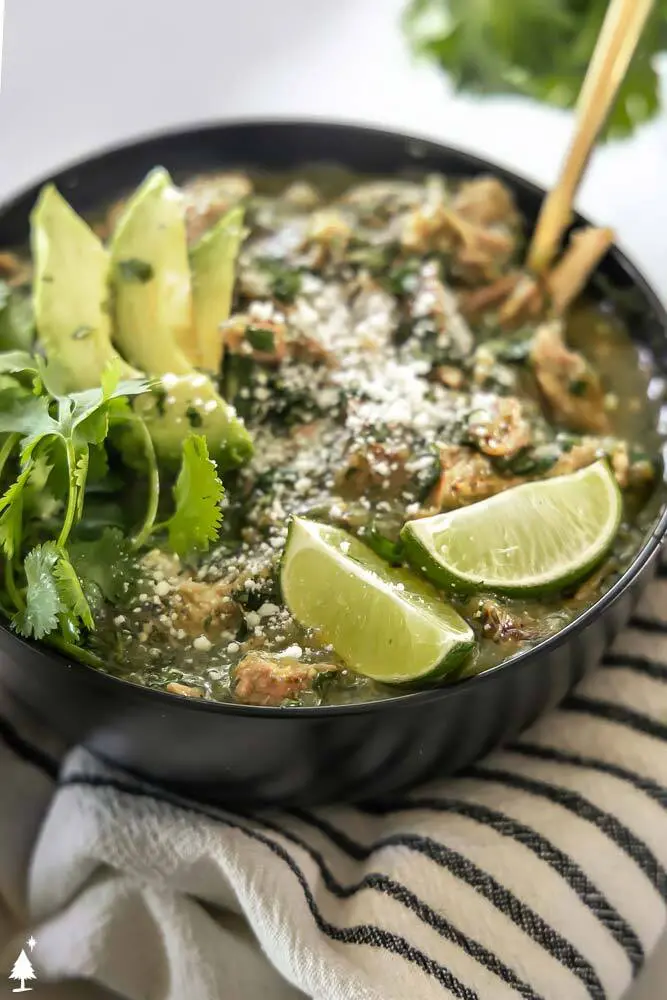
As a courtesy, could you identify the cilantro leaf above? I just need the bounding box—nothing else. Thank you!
[0,349,158,646]
[0,351,40,377]
[0,464,32,559]
[53,557,95,635]
[166,434,224,558]
[87,443,109,483]
[0,359,152,554]
[70,527,137,602]
[74,449,89,518]
[404,0,667,141]
[0,395,60,463]
[117,259,154,283]
[13,542,63,639]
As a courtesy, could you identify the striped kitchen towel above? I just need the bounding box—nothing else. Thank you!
[1,570,667,999]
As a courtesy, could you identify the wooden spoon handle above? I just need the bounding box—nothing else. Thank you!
[528,0,655,274]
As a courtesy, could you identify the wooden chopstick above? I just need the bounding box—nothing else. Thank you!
[527,0,655,274]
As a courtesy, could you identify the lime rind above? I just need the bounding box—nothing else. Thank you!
[281,518,474,685]
[401,460,622,596]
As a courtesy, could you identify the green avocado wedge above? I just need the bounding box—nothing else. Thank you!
[191,206,246,373]
[132,372,253,470]
[31,184,139,392]
[110,168,253,469]
[110,167,195,374]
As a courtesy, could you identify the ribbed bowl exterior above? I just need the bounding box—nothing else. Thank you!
[0,121,664,805]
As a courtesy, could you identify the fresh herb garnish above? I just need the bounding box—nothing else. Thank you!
[257,259,303,303]
[0,355,226,649]
[404,0,665,141]
[70,528,138,603]
[185,405,204,428]
[386,257,421,297]
[568,378,589,397]
[13,542,66,640]
[485,336,533,364]
[117,258,154,283]
[166,434,224,558]
[246,326,276,353]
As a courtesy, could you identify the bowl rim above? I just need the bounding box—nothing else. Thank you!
[1,115,666,718]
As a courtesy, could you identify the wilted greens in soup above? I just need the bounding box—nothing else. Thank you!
[0,166,662,707]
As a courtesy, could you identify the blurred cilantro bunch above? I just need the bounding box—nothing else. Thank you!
[404,0,667,140]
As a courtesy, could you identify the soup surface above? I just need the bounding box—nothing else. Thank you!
[0,166,663,707]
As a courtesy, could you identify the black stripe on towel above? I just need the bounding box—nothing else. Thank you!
[466,764,667,901]
[629,616,667,635]
[287,807,606,999]
[60,774,478,1000]
[238,810,543,1000]
[603,653,667,681]
[510,743,667,810]
[564,695,667,743]
[354,796,643,974]
[0,712,58,779]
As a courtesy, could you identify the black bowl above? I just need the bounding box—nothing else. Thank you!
[1,120,666,806]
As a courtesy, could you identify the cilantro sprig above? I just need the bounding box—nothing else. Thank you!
[404,0,667,141]
[0,355,227,652]
[166,434,224,558]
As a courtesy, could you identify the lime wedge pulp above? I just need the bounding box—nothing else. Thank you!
[280,518,475,685]
[401,459,622,595]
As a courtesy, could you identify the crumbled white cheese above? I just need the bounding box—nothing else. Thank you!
[280,644,303,659]
[258,603,280,618]
[249,301,275,323]
[193,635,213,652]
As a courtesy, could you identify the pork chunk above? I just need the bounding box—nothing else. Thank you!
[531,321,610,434]
[465,398,532,460]
[181,172,253,244]
[453,177,519,228]
[232,653,322,706]
[172,579,241,637]
[428,445,523,510]
[402,204,515,283]
[474,599,544,643]
[428,438,608,511]
[337,442,410,499]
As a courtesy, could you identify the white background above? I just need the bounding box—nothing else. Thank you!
[1,0,666,997]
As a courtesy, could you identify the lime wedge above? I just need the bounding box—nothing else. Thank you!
[281,518,474,684]
[401,459,622,595]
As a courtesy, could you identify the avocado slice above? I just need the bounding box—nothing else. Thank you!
[31,185,138,391]
[133,372,253,470]
[111,168,253,469]
[190,206,245,373]
[110,167,196,372]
